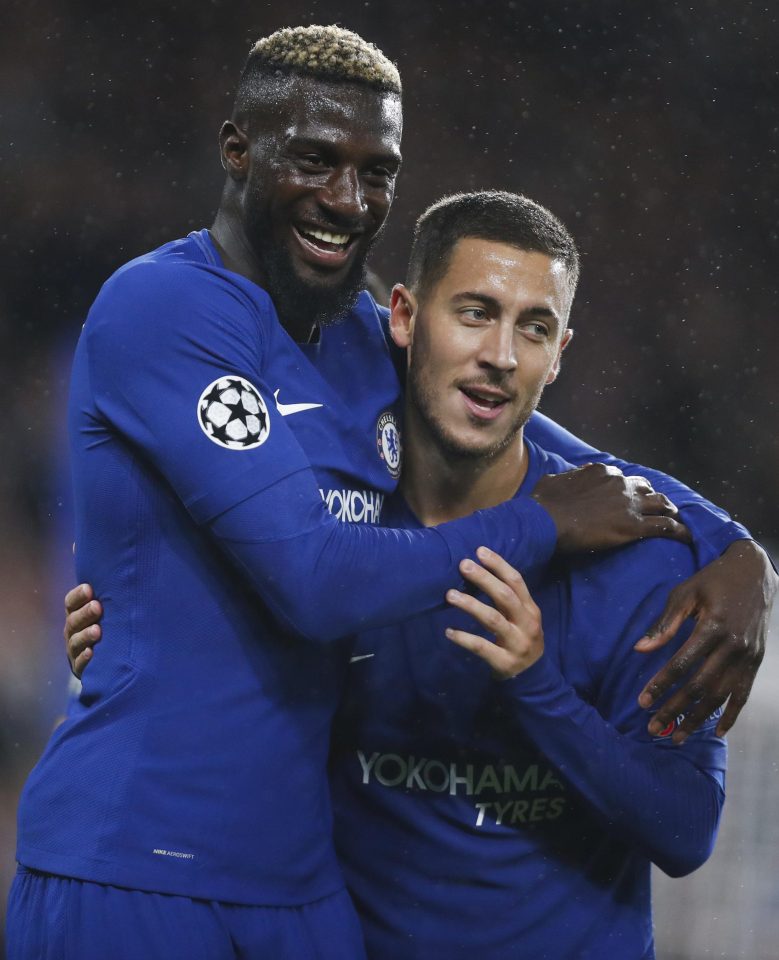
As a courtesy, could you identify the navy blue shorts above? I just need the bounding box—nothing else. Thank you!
[6,866,366,959]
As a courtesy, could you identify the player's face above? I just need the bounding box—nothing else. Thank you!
[243,75,402,327]
[392,239,572,461]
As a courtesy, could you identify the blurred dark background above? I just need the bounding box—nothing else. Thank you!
[1,1,777,956]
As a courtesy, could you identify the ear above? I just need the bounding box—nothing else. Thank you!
[389,284,417,350]
[545,328,573,384]
[219,121,250,179]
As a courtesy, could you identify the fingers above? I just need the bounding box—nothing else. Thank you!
[67,621,102,678]
[470,546,535,606]
[71,647,94,680]
[637,516,692,544]
[456,551,530,621]
[596,463,623,477]
[637,492,679,517]
[635,608,689,657]
[64,585,102,679]
[65,583,94,615]
[654,654,733,743]
[65,599,103,641]
[446,588,513,640]
[68,624,102,661]
[446,551,544,679]
[639,619,719,710]
[643,616,748,741]
[635,586,695,657]
[445,626,514,676]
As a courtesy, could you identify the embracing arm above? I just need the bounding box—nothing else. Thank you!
[447,548,726,876]
[83,262,561,645]
[526,411,749,561]
[206,478,554,642]
[66,263,684,661]
[526,410,777,736]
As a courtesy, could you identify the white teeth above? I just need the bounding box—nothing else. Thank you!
[466,390,501,408]
[303,227,350,246]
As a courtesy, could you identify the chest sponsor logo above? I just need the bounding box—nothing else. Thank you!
[320,487,384,523]
[273,389,323,417]
[376,411,401,479]
[356,750,567,827]
[198,376,270,450]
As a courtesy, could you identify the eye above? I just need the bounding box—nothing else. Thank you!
[460,307,489,323]
[519,321,550,340]
[296,153,329,172]
[364,165,398,187]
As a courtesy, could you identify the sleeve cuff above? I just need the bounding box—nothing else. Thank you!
[678,503,752,567]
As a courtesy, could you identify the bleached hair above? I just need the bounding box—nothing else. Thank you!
[247,25,401,94]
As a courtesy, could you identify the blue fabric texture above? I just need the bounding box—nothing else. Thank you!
[330,440,726,960]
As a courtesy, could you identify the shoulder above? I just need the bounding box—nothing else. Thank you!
[354,292,405,368]
[321,290,401,369]
[576,537,697,595]
[341,291,391,342]
[101,246,273,320]
[524,437,576,479]
[563,537,696,683]
[85,244,277,351]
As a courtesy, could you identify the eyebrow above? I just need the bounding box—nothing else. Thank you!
[286,135,402,168]
[451,292,561,324]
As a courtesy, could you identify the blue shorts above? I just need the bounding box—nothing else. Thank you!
[6,866,366,960]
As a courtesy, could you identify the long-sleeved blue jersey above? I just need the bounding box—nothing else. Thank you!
[18,231,739,912]
[330,440,727,960]
[17,231,561,905]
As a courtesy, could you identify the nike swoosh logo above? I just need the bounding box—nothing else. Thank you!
[349,654,375,664]
[274,390,323,417]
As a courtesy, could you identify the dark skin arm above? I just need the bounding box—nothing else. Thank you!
[66,462,682,675]
[64,476,775,739]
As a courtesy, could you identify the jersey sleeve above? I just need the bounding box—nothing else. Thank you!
[84,260,558,642]
[526,410,752,566]
[495,540,727,877]
[86,259,316,518]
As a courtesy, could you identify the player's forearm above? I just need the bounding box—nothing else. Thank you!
[526,411,751,566]
[499,654,724,876]
[209,474,557,642]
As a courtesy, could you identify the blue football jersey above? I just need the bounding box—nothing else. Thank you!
[16,231,560,905]
[18,228,742,917]
[15,231,409,904]
[330,440,727,959]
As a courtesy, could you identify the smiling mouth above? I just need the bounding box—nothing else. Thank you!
[293,225,356,265]
[460,386,512,421]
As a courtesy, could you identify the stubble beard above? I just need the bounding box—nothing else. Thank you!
[407,365,541,464]
[245,202,378,331]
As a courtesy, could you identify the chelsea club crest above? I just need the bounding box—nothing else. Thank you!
[376,411,402,479]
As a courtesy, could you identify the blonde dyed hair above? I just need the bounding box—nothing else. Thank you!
[248,25,401,94]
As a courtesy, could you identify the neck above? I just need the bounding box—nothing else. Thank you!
[209,207,316,343]
[400,408,528,527]
[209,208,265,288]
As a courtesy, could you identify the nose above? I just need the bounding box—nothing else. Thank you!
[478,322,517,373]
[318,166,367,224]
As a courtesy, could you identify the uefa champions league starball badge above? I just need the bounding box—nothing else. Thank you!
[197,376,271,450]
[376,411,401,479]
